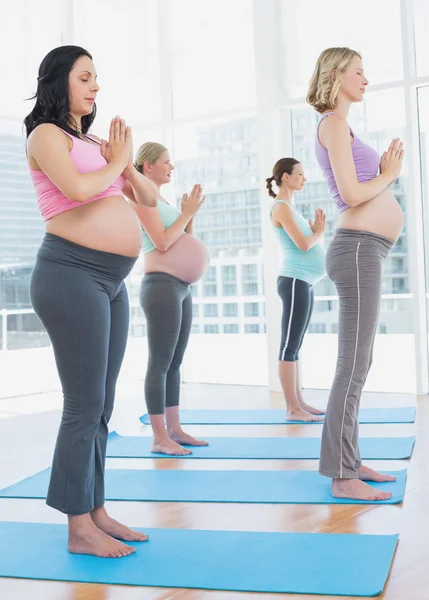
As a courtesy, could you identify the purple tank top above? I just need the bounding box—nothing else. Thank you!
[315,112,380,213]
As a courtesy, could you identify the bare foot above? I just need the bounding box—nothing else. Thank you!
[358,465,397,483]
[287,408,324,423]
[68,520,136,558]
[169,430,209,447]
[152,438,192,455]
[91,506,149,542]
[332,478,392,501]
[299,401,325,416]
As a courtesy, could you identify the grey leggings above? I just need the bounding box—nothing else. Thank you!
[30,233,136,514]
[140,272,192,415]
[319,229,393,479]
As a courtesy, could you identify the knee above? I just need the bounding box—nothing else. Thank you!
[279,348,298,362]
[168,356,183,372]
[61,391,105,429]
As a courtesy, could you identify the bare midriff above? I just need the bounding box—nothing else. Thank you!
[144,233,210,284]
[46,196,143,257]
[339,188,403,242]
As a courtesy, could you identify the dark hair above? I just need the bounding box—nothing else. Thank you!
[24,45,96,138]
[266,158,300,198]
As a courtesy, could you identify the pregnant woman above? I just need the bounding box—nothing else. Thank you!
[307,47,403,500]
[133,142,210,455]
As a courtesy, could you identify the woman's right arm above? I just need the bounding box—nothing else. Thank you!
[27,120,129,203]
[320,114,402,208]
[133,185,204,252]
[273,203,324,251]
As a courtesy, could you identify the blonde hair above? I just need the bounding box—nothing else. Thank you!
[134,141,168,174]
[306,47,362,114]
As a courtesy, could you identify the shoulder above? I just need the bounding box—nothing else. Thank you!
[319,113,350,147]
[272,201,293,216]
[272,201,296,224]
[27,123,72,152]
[319,112,349,135]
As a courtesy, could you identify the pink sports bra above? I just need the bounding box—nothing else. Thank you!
[27,128,125,222]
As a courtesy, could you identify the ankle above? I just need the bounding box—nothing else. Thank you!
[68,513,96,534]
[153,431,173,444]
[90,505,106,518]
[166,426,182,437]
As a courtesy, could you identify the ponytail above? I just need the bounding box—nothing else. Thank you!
[266,176,276,198]
[267,158,300,199]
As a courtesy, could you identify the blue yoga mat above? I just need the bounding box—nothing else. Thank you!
[140,406,416,425]
[0,468,407,504]
[0,522,398,596]
[106,431,415,460]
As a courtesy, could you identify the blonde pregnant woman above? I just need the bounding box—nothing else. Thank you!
[307,47,404,501]
[133,142,210,455]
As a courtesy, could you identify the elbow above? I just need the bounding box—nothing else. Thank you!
[147,193,158,208]
[297,241,311,251]
[154,240,169,252]
[69,192,88,203]
[138,192,158,208]
[341,191,359,208]
[68,184,91,203]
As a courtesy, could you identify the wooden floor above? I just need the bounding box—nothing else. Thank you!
[0,383,427,600]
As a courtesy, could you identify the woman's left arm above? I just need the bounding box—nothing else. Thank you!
[122,163,158,207]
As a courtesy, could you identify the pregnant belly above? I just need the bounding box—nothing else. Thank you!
[339,189,404,242]
[46,196,143,257]
[144,233,210,284]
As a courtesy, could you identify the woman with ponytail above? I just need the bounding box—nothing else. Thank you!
[268,158,326,422]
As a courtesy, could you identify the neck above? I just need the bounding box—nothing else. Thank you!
[69,113,83,133]
[332,96,351,119]
[276,187,294,202]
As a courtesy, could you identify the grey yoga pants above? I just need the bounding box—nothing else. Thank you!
[139,272,192,415]
[30,233,136,514]
[319,229,393,479]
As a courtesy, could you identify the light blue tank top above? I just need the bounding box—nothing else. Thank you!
[270,200,326,286]
[142,200,181,254]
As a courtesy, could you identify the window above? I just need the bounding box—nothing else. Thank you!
[204,324,219,334]
[203,284,217,297]
[173,115,266,385]
[223,303,238,317]
[243,283,258,296]
[222,265,237,282]
[224,324,239,334]
[244,302,259,317]
[308,323,327,334]
[242,264,258,281]
[203,304,218,317]
[281,0,403,98]
[223,283,237,296]
[192,304,200,317]
[168,0,255,118]
[74,0,161,127]
[204,266,217,282]
[244,324,260,334]
[413,0,429,76]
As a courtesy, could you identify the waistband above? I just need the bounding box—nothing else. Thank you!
[37,233,137,280]
[334,228,394,250]
[142,271,190,288]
